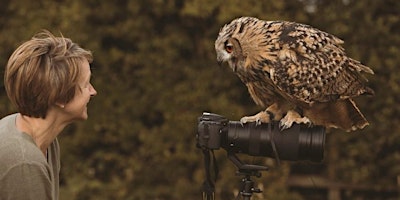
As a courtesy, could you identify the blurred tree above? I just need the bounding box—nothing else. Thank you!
[0,0,398,199]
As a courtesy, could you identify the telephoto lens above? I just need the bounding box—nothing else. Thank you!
[223,121,325,162]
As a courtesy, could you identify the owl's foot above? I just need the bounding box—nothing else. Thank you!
[279,110,311,130]
[240,111,271,126]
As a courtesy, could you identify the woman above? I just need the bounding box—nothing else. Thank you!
[0,30,97,199]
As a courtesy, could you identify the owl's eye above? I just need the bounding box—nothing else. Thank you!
[225,43,233,53]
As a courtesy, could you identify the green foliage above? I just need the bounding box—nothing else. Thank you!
[0,0,399,199]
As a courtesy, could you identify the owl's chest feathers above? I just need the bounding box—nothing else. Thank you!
[236,65,270,83]
[237,36,287,107]
[237,66,283,107]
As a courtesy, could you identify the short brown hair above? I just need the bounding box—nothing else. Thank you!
[4,30,93,118]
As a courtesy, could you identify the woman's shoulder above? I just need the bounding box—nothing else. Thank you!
[0,119,48,177]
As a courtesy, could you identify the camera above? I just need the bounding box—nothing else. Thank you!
[197,112,326,199]
[197,112,326,162]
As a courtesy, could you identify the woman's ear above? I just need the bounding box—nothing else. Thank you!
[55,103,65,109]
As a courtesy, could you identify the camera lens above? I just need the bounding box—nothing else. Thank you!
[224,121,325,162]
[297,125,325,162]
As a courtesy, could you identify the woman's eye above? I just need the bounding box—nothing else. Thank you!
[81,82,90,89]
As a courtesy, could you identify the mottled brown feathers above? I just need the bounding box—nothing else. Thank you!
[215,16,374,131]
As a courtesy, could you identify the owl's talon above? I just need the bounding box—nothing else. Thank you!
[256,118,262,126]
[240,111,270,126]
[239,118,247,126]
[280,110,311,131]
[279,119,294,131]
[305,121,313,128]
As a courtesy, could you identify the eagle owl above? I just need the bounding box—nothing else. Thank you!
[215,17,374,132]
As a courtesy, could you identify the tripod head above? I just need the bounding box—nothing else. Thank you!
[228,152,268,200]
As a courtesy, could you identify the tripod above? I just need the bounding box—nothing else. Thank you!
[228,153,269,200]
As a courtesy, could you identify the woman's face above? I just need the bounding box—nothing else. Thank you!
[63,60,97,121]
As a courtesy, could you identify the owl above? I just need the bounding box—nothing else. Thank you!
[215,17,374,132]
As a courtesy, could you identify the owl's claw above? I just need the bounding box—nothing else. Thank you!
[239,117,247,126]
[279,110,311,131]
[240,111,271,126]
[279,120,292,131]
[256,118,263,126]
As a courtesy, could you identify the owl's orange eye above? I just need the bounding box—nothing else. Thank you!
[225,43,233,53]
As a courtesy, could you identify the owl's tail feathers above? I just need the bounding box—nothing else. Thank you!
[305,99,369,132]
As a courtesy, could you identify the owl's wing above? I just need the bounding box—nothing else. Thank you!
[270,22,373,104]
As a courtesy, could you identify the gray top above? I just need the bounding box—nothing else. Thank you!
[0,113,60,200]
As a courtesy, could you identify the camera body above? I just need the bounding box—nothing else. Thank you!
[197,112,326,162]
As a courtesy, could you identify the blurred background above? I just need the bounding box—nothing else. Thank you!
[0,0,399,199]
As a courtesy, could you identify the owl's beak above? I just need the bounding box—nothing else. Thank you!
[217,59,223,66]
